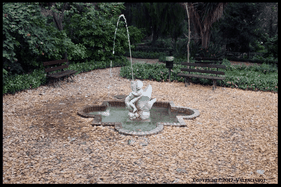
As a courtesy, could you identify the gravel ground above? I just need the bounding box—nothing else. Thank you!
[3,64,278,184]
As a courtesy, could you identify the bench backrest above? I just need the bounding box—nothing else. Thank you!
[181,58,226,76]
[43,59,69,73]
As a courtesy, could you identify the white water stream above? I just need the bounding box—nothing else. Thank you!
[111,14,133,80]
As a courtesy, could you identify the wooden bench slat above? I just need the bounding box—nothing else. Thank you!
[181,63,226,69]
[43,59,68,66]
[45,64,69,73]
[180,58,225,90]
[48,70,77,79]
[180,68,225,75]
[43,59,77,88]
[177,73,225,80]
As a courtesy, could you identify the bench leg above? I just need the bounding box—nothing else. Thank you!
[66,74,75,82]
[54,79,59,88]
[51,78,57,88]
[57,78,64,88]
[51,78,61,88]
[184,77,191,87]
[212,80,217,91]
[47,77,53,87]
[69,74,75,82]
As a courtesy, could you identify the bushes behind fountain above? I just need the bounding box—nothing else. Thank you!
[119,60,278,92]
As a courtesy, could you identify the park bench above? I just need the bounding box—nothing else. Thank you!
[177,57,226,90]
[43,59,77,87]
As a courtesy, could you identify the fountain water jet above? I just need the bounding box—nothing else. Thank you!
[111,14,133,80]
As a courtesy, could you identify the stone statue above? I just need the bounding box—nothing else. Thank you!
[125,80,157,121]
[126,80,143,113]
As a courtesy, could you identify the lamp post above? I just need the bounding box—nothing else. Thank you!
[165,50,174,82]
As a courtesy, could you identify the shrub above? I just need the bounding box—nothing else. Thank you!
[127,51,166,59]
[64,2,144,63]
[120,60,278,92]
[3,56,130,95]
[3,2,86,75]
[3,69,46,95]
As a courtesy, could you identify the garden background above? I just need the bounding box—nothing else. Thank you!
[3,2,278,184]
[3,2,278,94]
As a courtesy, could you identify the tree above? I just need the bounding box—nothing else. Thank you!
[180,2,227,49]
[61,2,144,62]
[128,3,185,46]
[3,2,79,74]
[166,3,186,52]
[214,3,264,52]
[40,2,72,60]
[183,3,191,62]
[143,3,169,46]
[257,3,278,38]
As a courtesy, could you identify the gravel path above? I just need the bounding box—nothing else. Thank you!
[3,64,278,184]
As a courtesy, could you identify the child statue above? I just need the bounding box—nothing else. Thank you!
[125,80,143,114]
[125,80,157,121]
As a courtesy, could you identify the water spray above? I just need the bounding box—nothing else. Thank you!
[112,14,134,80]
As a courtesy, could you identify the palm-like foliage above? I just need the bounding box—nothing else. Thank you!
[180,2,227,49]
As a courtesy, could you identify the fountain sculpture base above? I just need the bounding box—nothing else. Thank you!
[77,100,200,136]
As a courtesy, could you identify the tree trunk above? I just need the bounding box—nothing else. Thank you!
[174,36,178,54]
[185,3,191,62]
[151,26,158,46]
[201,29,210,49]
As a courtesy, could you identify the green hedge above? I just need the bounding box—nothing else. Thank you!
[3,57,278,95]
[3,69,47,95]
[120,59,278,92]
[226,56,278,66]
[3,56,129,95]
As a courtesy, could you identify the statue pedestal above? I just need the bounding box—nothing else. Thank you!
[124,118,154,132]
[126,118,151,123]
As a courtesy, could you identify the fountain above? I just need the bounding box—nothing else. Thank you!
[78,95,200,136]
[77,15,200,136]
[111,14,133,80]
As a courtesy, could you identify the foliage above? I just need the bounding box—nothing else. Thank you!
[213,3,264,52]
[261,33,278,59]
[120,59,278,92]
[195,42,225,58]
[63,2,144,63]
[3,69,46,95]
[126,51,166,59]
[126,3,186,46]
[3,56,130,95]
[251,55,278,65]
[3,2,86,75]
[257,3,278,38]
[223,64,278,92]
[173,37,189,58]
[165,3,186,50]
[251,41,266,53]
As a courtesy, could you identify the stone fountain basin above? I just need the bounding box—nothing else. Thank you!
[77,100,200,136]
